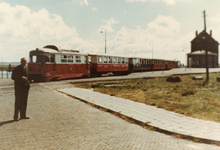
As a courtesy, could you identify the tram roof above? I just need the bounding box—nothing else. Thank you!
[88,53,129,58]
[128,56,152,60]
[30,47,87,55]
[165,60,179,62]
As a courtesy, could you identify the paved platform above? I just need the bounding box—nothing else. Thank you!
[58,87,220,143]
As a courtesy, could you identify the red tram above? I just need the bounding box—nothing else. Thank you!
[28,45,90,82]
[28,45,180,82]
[166,60,180,69]
[152,59,166,70]
[129,57,152,72]
[89,53,129,76]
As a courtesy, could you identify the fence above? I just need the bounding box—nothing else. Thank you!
[0,64,13,79]
[0,70,12,79]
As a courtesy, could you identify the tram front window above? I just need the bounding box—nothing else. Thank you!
[30,55,50,63]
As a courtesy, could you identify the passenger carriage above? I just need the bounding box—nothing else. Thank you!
[28,45,90,82]
[88,53,129,76]
[129,57,152,72]
[152,59,166,70]
[166,60,180,69]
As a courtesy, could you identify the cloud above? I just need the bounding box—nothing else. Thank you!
[0,2,79,61]
[0,2,78,42]
[125,0,197,5]
[73,0,89,6]
[92,7,97,11]
[105,15,190,63]
[99,17,119,32]
[208,14,220,46]
[147,15,180,36]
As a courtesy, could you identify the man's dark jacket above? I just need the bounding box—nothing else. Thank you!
[12,65,30,119]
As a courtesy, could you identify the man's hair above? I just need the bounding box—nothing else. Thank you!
[21,57,27,61]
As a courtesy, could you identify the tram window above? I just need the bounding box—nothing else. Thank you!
[76,55,81,63]
[38,56,45,62]
[84,56,87,63]
[113,57,116,63]
[67,55,73,63]
[98,56,102,63]
[32,56,37,63]
[88,56,91,63]
[103,57,108,63]
[35,55,50,63]
[118,57,121,63]
[109,57,112,63]
[45,57,50,62]
[125,58,128,64]
[122,58,125,64]
[51,54,55,63]
[61,55,67,63]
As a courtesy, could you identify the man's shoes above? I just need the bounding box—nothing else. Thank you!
[20,117,30,120]
[13,118,19,121]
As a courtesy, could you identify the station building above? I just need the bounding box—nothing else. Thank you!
[187,30,219,68]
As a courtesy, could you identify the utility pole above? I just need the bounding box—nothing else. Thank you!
[203,10,209,82]
[204,10,206,31]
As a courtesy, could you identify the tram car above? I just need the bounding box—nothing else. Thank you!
[129,57,152,72]
[28,45,90,82]
[152,59,166,70]
[89,53,129,76]
[166,60,180,69]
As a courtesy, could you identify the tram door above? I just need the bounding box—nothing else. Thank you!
[51,54,55,72]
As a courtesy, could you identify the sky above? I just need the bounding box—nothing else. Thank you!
[1,0,220,65]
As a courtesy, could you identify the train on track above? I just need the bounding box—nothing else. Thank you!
[28,45,180,82]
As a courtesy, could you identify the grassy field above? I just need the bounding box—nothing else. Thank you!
[76,73,220,123]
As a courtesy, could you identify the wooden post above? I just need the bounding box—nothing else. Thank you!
[205,50,209,82]
[203,10,209,82]
[203,10,206,31]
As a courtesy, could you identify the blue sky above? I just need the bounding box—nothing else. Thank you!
[1,0,220,64]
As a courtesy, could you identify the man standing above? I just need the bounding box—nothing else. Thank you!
[12,57,30,121]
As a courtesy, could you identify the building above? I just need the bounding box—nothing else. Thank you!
[187,30,219,68]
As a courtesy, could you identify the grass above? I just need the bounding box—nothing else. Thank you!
[76,73,220,123]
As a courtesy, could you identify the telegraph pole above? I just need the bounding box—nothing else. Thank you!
[203,10,209,82]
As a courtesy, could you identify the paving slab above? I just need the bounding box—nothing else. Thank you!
[58,87,220,142]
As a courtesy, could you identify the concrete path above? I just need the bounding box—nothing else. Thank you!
[58,87,220,143]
